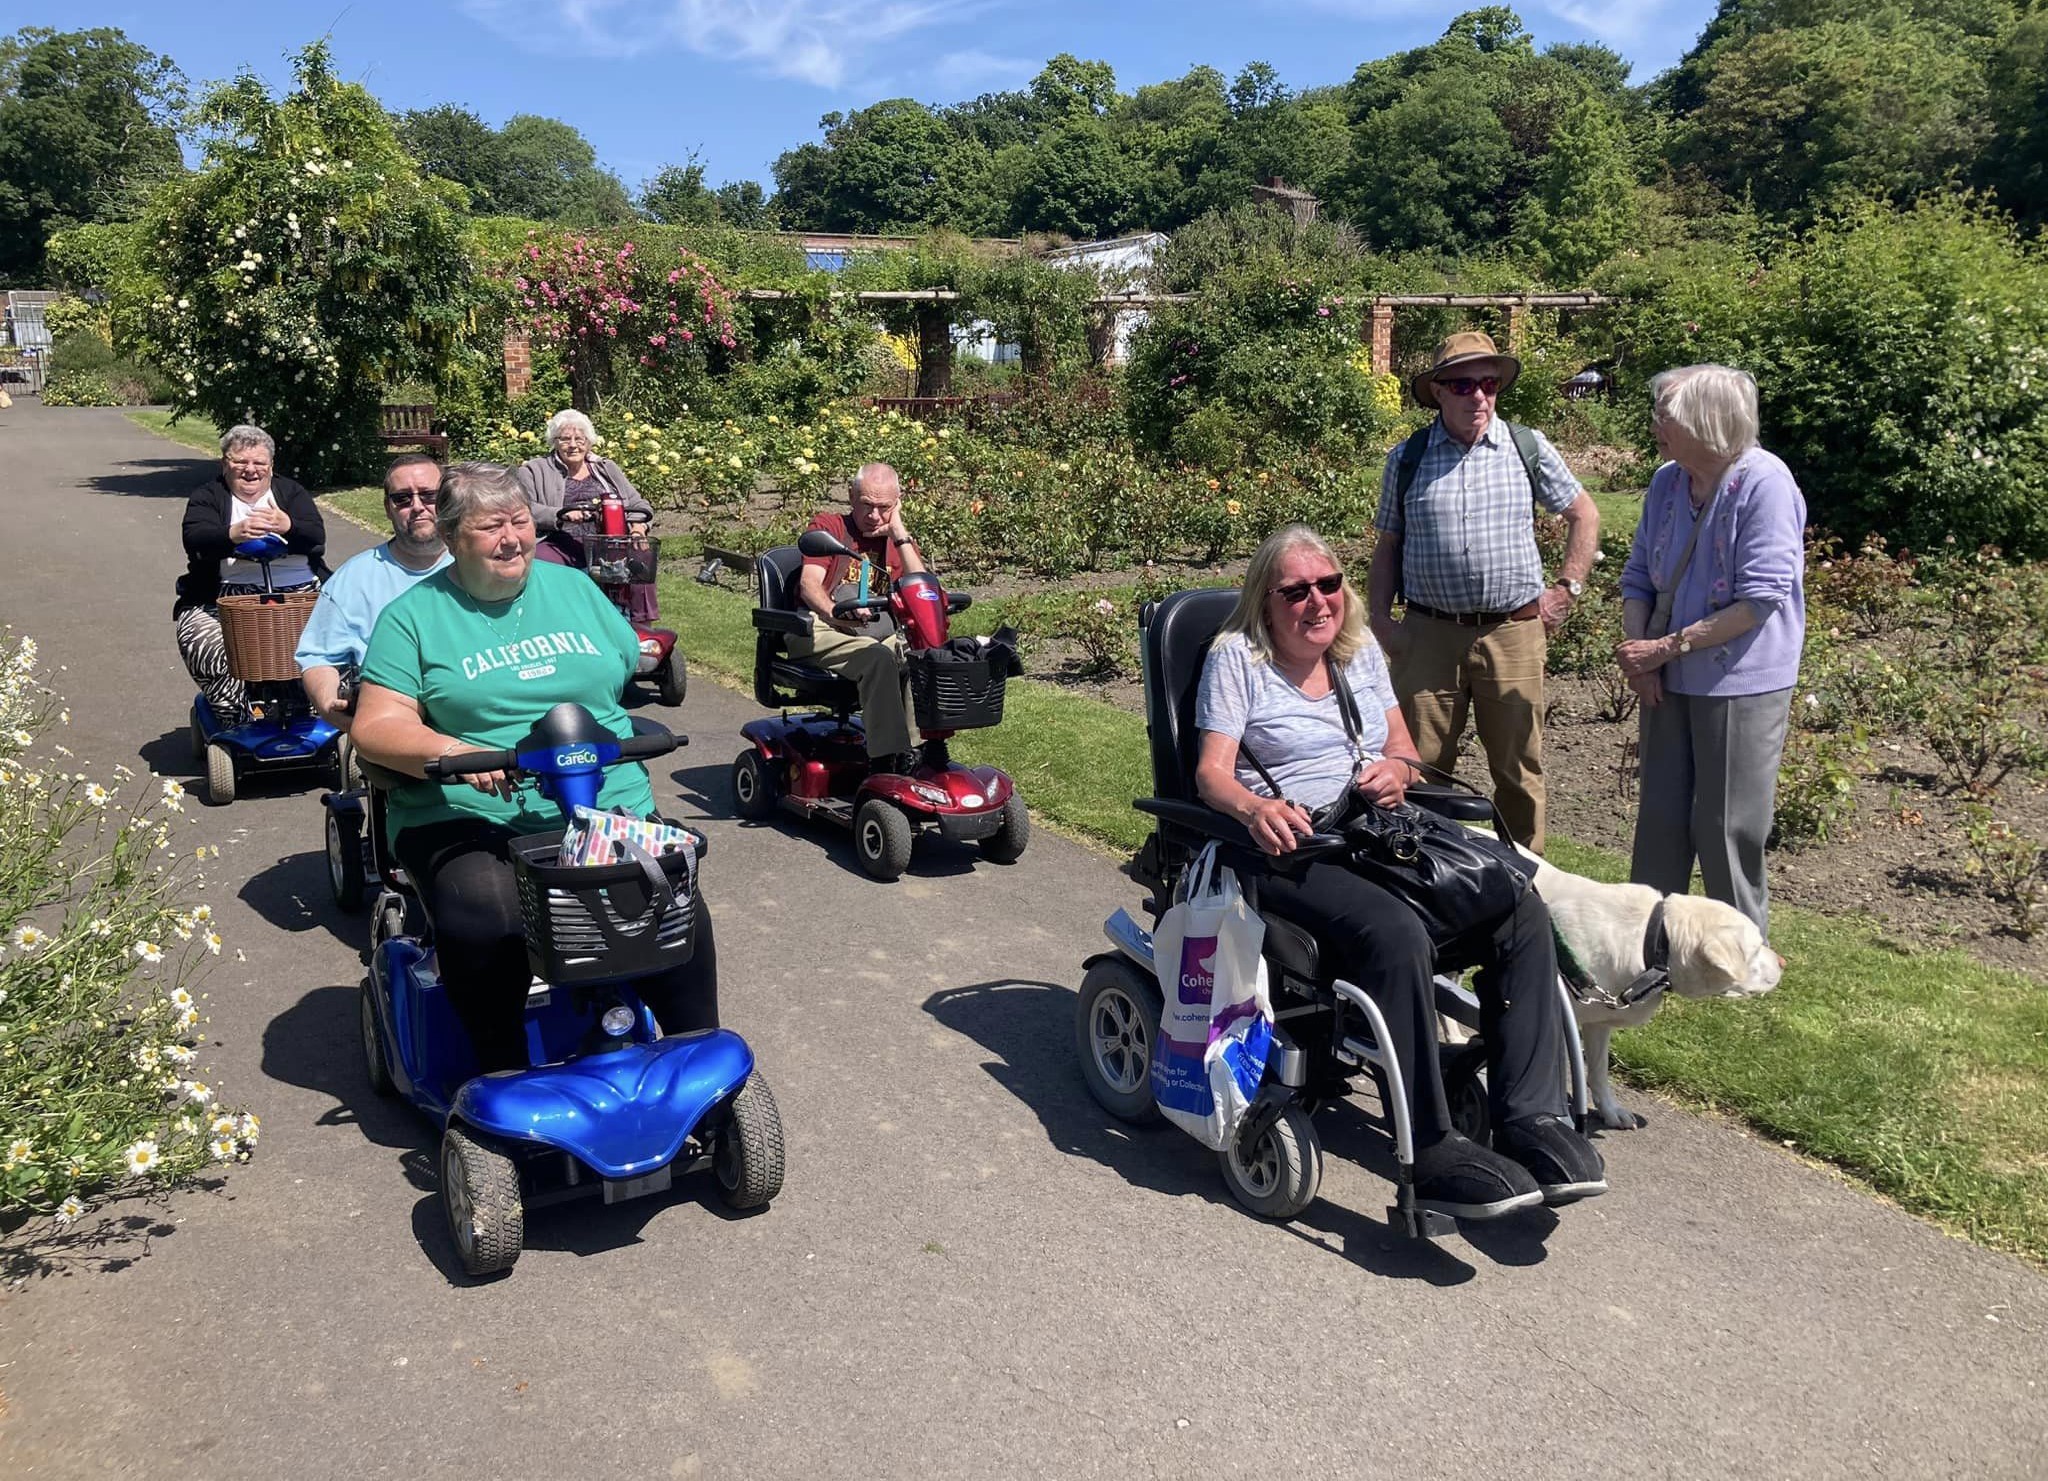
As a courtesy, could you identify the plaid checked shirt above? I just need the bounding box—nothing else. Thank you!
[1374,418,1583,613]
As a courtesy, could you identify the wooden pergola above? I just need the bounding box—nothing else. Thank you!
[1364,293,1612,376]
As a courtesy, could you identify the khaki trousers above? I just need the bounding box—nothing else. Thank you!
[1392,613,1548,852]
[788,625,920,758]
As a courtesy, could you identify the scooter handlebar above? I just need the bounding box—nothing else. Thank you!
[618,729,684,760]
[425,747,517,780]
[832,597,885,620]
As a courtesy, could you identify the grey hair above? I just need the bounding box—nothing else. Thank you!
[220,424,275,461]
[1651,364,1760,463]
[436,462,530,541]
[1219,524,1367,667]
[850,462,900,500]
[544,408,596,449]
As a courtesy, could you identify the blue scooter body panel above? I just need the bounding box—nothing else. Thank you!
[450,1030,754,1180]
[191,694,338,764]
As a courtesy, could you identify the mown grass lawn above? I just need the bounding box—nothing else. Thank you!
[305,452,2048,1268]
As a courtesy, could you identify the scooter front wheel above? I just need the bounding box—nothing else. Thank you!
[1218,1102,1323,1221]
[441,1126,523,1279]
[730,750,777,821]
[359,977,396,1097]
[327,808,366,911]
[853,797,913,881]
[713,1072,785,1210]
[655,647,688,708]
[204,743,236,806]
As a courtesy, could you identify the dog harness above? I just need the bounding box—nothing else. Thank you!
[1556,899,1671,1010]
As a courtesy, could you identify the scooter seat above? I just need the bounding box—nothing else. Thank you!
[766,658,860,712]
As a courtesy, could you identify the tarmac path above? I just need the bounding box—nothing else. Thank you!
[0,401,2043,1479]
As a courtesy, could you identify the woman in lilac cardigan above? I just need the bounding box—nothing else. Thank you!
[1613,365,1806,935]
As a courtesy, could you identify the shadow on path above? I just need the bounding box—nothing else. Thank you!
[923,978,1519,1284]
[88,455,210,502]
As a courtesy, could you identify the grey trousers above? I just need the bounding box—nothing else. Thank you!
[788,626,920,757]
[1629,686,1792,935]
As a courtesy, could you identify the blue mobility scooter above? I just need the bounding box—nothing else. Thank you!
[1075,589,1587,1240]
[189,533,343,806]
[360,702,784,1278]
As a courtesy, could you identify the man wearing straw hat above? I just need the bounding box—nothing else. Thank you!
[1366,331,1600,853]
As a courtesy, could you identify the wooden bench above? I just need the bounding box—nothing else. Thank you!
[379,403,450,457]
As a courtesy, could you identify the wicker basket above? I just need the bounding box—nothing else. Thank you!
[217,589,319,683]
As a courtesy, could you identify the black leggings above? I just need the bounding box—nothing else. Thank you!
[393,819,719,1073]
[1255,862,1564,1143]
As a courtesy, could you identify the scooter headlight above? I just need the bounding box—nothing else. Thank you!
[638,637,662,656]
[600,1005,636,1037]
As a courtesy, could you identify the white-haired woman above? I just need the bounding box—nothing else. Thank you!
[351,463,718,1071]
[1194,524,1604,1221]
[175,424,329,726]
[1615,365,1806,935]
[513,408,659,623]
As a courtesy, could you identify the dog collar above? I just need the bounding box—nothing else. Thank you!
[1617,900,1672,1006]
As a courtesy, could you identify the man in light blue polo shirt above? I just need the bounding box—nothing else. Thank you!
[296,455,452,730]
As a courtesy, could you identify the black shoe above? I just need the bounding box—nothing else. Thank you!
[1411,1132,1544,1220]
[871,751,920,777]
[920,739,951,771]
[1494,1114,1608,1204]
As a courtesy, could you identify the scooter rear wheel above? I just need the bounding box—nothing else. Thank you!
[440,1126,523,1278]
[204,743,236,806]
[1075,956,1164,1125]
[189,712,205,764]
[730,750,777,821]
[327,808,366,911]
[359,977,396,1097]
[714,1072,785,1210]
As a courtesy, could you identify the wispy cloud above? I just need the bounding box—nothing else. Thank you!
[929,49,1037,96]
[461,0,978,88]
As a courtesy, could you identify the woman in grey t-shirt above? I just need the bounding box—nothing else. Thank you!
[1192,524,1605,1220]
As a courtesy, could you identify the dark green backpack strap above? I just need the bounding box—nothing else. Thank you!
[1505,420,1544,498]
[1392,426,1431,514]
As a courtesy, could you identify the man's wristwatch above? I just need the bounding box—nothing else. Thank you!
[893,536,917,548]
[1675,630,1694,656]
[1555,577,1584,599]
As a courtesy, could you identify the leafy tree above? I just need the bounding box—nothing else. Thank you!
[393,104,504,207]
[1676,15,1989,218]
[713,180,775,229]
[1980,9,2048,223]
[640,159,718,226]
[771,100,989,232]
[116,43,477,482]
[493,114,634,223]
[1343,68,1517,253]
[1003,120,1138,238]
[0,27,184,282]
[1512,95,1638,283]
[1031,54,1118,120]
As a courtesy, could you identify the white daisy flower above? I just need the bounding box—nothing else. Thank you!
[9,728,31,746]
[204,931,222,956]
[169,986,194,1010]
[84,782,110,806]
[164,1044,196,1067]
[134,940,164,964]
[191,904,213,923]
[236,1112,261,1143]
[210,1113,237,1136]
[161,779,186,809]
[133,1045,161,1070]
[5,1137,33,1167]
[175,1006,198,1031]
[209,1136,236,1161]
[56,1194,85,1224]
[181,1081,213,1107]
[10,924,48,952]
[122,1139,162,1176]
[87,917,112,937]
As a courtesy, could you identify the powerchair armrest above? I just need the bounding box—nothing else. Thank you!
[752,609,815,637]
[1406,784,1495,824]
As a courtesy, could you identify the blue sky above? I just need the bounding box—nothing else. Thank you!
[24,0,1720,194]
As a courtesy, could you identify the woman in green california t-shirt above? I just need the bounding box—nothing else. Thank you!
[353,462,717,1071]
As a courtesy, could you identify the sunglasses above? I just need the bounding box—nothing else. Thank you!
[1272,573,1345,606]
[386,489,437,508]
[1437,376,1501,398]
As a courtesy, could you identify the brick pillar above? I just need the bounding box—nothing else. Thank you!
[502,325,532,400]
[914,304,954,399]
[1504,301,1527,354]
[1368,301,1395,376]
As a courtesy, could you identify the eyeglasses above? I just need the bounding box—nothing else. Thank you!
[386,490,436,508]
[1271,574,1345,606]
[1436,376,1501,399]
[225,460,272,473]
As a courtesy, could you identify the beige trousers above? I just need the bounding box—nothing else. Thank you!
[788,625,920,757]
[1392,613,1548,852]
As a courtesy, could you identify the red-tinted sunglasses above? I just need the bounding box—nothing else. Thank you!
[1272,574,1345,606]
[1437,375,1501,398]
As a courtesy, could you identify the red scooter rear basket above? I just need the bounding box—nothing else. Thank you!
[906,649,1007,732]
[509,829,695,985]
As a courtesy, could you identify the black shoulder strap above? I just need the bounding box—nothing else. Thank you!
[1505,420,1544,498]
[1393,427,1431,516]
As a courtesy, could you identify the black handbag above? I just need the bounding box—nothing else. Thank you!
[1239,657,1531,947]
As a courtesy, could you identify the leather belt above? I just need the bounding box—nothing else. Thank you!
[1406,600,1540,627]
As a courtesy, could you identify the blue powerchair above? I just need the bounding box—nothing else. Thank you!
[1075,588,1588,1240]
[189,533,342,805]
[359,703,784,1279]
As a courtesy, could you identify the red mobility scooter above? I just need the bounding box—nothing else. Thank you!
[731,528,1027,881]
[567,490,687,708]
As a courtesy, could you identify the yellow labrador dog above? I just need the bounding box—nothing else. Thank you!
[1523,853,1782,1131]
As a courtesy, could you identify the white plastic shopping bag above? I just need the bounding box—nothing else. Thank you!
[1149,842,1274,1150]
